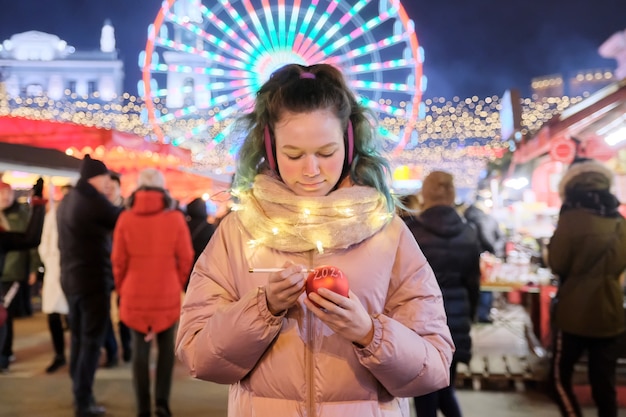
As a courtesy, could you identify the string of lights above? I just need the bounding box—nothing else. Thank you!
[0,88,586,188]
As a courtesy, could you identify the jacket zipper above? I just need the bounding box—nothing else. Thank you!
[307,308,315,417]
[306,251,315,417]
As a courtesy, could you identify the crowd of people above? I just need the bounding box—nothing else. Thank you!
[0,158,217,417]
[0,62,624,417]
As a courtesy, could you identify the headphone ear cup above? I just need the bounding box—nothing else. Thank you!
[346,119,354,165]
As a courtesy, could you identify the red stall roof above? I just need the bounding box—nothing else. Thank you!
[0,116,217,202]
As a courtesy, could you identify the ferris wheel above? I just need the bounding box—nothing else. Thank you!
[140,0,424,166]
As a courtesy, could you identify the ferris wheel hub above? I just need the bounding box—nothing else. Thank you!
[253,51,307,86]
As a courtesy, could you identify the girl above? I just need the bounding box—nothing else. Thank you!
[176,63,454,417]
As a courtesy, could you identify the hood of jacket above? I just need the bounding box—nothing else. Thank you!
[463,204,484,223]
[130,189,166,215]
[186,198,207,219]
[416,205,466,238]
[112,201,194,334]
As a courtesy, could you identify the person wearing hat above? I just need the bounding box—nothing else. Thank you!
[57,155,123,417]
[112,168,193,417]
[403,171,481,417]
[548,158,626,417]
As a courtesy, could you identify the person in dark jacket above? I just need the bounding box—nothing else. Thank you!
[184,198,215,290]
[101,171,130,366]
[548,158,626,417]
[57,155,123,417]
[1,181,40,321]
[463,199,505,323]
[402,171,481,417]
[0,181,41,371]
[0,178,46,371]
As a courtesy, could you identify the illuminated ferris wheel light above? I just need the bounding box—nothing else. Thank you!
[141,0,424,166]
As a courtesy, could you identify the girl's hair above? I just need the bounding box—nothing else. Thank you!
[234,63,394,211]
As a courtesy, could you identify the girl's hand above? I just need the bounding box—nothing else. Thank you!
[304,289,374,347]
[265,262,308,315]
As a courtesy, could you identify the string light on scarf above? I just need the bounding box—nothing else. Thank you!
[340,208,354,216]
[316,241,324,255]
[232,175,393,254]
[237,203,393,255]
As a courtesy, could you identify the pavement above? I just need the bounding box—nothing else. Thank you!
[1,305,625,417]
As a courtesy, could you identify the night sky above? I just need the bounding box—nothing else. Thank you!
[0,0,624,99]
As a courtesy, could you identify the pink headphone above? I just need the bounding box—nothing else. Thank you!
[263,120,354,172]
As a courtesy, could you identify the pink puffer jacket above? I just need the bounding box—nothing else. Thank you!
[176,214,454,417]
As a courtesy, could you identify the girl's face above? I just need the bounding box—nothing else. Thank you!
[274,109,346,196]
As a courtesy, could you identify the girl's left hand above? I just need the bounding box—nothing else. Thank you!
[303,289,374,347]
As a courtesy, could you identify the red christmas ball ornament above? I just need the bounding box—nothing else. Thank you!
[306,265,349,308]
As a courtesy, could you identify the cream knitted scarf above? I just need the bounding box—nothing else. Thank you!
[236,174,392,253]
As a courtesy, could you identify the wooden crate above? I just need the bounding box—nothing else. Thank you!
[457,354,538,391]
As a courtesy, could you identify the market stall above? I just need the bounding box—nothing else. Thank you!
[503,78,626,351]
[0,115,224,202]
[509,78,626,209]
[0,141,81,179]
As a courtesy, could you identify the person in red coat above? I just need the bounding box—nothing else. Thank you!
[111,168,193,417]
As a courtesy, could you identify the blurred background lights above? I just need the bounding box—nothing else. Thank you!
[504,177,530,190]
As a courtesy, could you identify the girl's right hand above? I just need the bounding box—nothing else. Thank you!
[265,262,307,315]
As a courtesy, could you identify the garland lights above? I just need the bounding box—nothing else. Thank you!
[0,88,585,189]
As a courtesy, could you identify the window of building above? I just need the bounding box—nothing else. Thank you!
[25,83,44,97]
[183,77,195,107]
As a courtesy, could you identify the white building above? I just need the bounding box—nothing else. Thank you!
[0,20,124,101]
[600,28,626,80]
